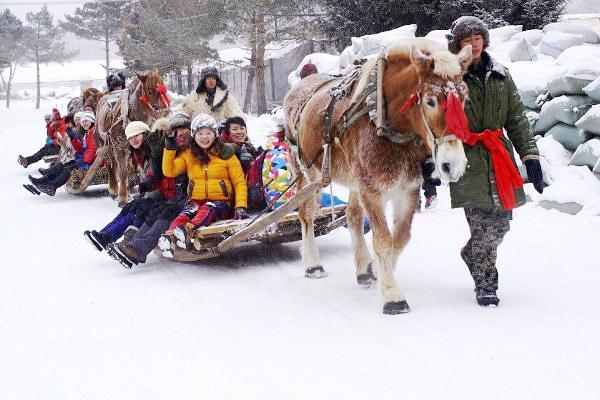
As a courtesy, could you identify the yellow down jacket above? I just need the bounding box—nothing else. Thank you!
[162,146,247,209]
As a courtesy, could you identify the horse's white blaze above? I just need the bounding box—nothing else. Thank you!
[434,139,467,183]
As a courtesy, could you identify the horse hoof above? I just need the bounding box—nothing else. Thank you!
[383,301,411,315]
[357,263,376,286]
[305,265,328,279]
[357,273,377,286]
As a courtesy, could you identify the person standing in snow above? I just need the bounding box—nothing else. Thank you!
[182,67,244,123]
[446,16,545,307]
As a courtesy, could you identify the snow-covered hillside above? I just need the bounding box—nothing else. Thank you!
[1,98,600,399]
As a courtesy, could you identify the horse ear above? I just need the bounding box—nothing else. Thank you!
[457,45,473,72]
[410,45,434,74]
[135,72,147,83]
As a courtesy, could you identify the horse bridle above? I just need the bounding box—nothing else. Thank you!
[137,81,171,113]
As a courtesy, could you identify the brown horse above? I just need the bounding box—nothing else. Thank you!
[94,69,170,206]
[67,87,104,114]
[283,39,472,314]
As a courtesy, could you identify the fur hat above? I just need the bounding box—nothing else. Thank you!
[106,72,126,91]
[446,16,489,54]
[80,111,96,125]
[300,63,318,79]
[195,66,227,93]
[169,111,191,130]
[151,117,171,134]
[125,121,150,139]
[191,113,218,135]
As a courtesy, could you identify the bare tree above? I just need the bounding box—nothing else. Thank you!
[0,9,26,108]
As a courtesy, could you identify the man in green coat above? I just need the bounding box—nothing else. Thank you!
[446,16,545,307]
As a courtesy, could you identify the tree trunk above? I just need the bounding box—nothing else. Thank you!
[256,12,267,115]
[36,50,40,109]
[187,64,193,92]
[176,69,183,95]
[105,23,110,76]
[243,12,257,113]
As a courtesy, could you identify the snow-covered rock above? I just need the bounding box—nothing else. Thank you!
[536,135,574,184]
[539,31,585,58]
[547,64,600,96]
[546,123,588,151]
[543,22,600,44]
[583,77,600,102]
[510,29,544,46]
[576,104,600,136]
[556,44,600,66]
[508,38,538,62]
[509,60,559,109]
[489,25,522,48]
[534,95,592,133]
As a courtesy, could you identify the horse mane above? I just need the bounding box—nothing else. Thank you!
[386,38,462,78]
[83,87,101,98]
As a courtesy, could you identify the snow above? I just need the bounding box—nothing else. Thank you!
[2,96,600,399]
[288,53,341,87]
[540,165,600,206]
[11,59,126,85]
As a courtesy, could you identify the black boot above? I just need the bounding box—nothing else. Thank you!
[476,288,500,307]
[28,175,43,185]
[36,182,56,196]
[38,167,49,176]
[84,230,111,251]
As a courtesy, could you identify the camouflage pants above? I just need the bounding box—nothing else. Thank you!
[461,208,511,291]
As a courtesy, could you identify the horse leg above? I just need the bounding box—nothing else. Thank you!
[360,190,409,314]
[107,152,118,198]
[390,188,419,267]
[116,149,129,207]
[346,190,375,285]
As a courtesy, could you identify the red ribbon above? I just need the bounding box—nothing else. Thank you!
[139,83,171,108]
[444,92,523,209]
[399,93,419,113]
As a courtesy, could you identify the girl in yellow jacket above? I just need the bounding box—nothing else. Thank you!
[158,113,248,256]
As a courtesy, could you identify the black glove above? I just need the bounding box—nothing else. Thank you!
[422,159,441,186]
[165,135,178,150]
[233,207,249,220]
[524,159,544,194]
[137,177,153,194]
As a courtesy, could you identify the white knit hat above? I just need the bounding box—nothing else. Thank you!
[80,111,96,125]
[191,113,218,134]
[125,121,150,139]
[74,111,84,121]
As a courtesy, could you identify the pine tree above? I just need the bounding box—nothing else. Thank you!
[24,5,77,109]
[117,0,219,94]
[0,9,26,108]
[60,1,128,75]
[222,0,317,113]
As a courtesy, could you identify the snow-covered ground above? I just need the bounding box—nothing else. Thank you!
[1,99,600,400]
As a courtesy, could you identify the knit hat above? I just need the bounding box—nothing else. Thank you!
[80,111,96,125]
[300,63,318,79]
[191,113,218,135]
[446,16,489,54]
[169,111,191,130]
[125,121,150,139]
[44,113,52,121]
[74,111,84,121]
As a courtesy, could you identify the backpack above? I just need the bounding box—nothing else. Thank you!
[246,149,267,210]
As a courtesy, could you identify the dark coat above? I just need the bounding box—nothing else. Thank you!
[450,52,539,210]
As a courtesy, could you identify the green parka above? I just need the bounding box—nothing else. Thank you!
[449,52,539,210]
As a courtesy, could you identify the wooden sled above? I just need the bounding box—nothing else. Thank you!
[155,144,344,262]
[65,146,138,195]
[42,155,59,164]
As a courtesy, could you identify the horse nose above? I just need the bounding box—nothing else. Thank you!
[442,162,451,174]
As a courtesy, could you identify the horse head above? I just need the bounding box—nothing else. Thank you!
[134,69,171,120]
[383,39,472,183]
[82,88,103,112]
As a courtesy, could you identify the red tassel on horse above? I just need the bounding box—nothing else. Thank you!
[156,84,171,107]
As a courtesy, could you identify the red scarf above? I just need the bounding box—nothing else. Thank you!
[445,93,523,209]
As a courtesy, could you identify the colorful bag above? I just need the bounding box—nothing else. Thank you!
[262,133,297,209]
[246,150,267,210]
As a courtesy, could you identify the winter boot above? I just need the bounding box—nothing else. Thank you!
[475,288,500,307]
[38,167,49,176]
[173,223,194,250]
[122,226,138,242]
[114,242,141,267]
[157,233,175,258]
[106,243,133,269]
[424,194,437,209]
[36,182,56,196]
[17,155,29,168]
[28,175,43,185]
[83,230,111,252]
